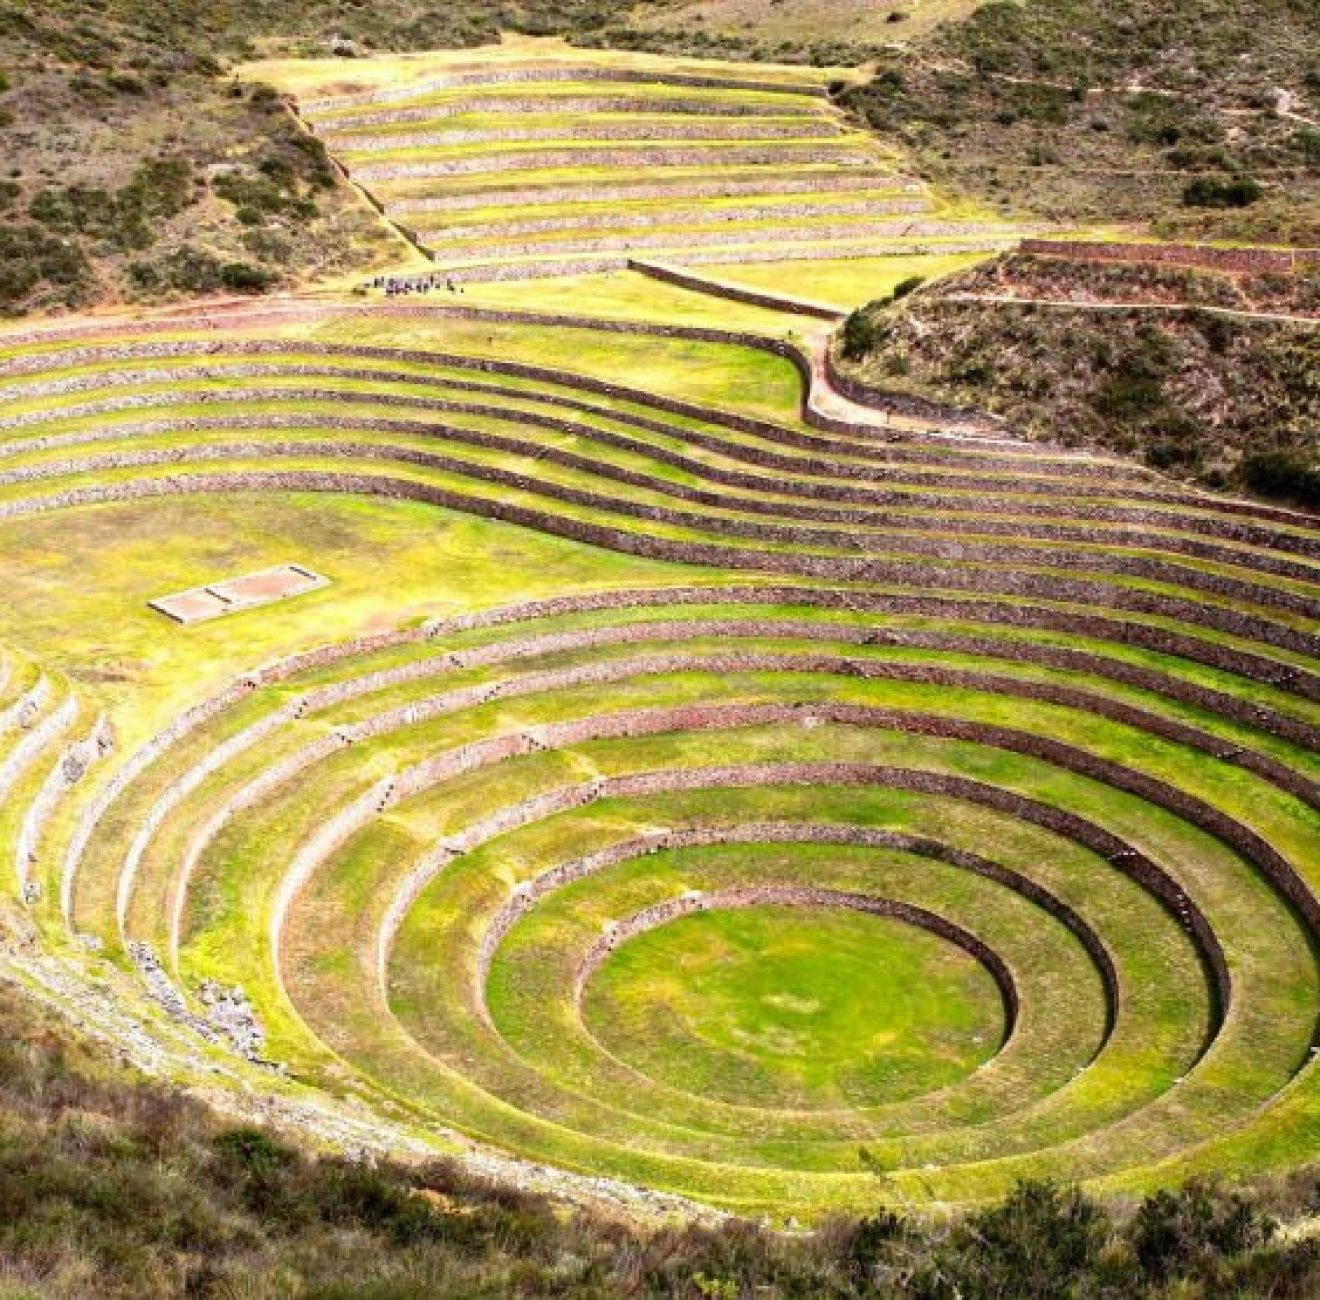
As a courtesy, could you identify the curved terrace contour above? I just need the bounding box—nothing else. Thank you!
[0,285,1317,1221]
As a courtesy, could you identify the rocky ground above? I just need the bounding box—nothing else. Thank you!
[834,252,1320,503]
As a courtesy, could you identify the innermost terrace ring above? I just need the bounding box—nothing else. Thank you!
[577,888,1013,1112]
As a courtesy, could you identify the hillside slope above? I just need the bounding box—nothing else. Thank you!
[839,0,1320,243]
[2,964,1317,1298]
[832,250,1320,504]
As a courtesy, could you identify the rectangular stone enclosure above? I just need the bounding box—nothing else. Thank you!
[149,564,329,625]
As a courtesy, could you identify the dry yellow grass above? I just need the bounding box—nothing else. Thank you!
[238,33,852,101]
[629,0,987,48]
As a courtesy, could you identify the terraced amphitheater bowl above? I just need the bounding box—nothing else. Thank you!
[2,277,1319,1220]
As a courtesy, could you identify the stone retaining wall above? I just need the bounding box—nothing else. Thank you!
[364,749,1232,1026]
[573,884,1021,1027]
[353,142,870,183]
[66,576,1320,938]
[0,331,1127,472]
[4,468,1317,665]
[478,823,1116,1042]
[0,388,1181,520]
[141,638,1320,955]
[1020,239,1320,275]
[5,438,1311,625]
[93,630,1300,1040]
[0,674,49,734]
[629,259,844,320]
[0,692,77,813]
[608,758,1234,1023]
[315,95,824,129]
[301,66,829,114]
[433,219,1023,263]
[44,410,1311,583]
[824,346,1006,432]
[0,387,1150,514]
[390,170,922,213]
[327,119,841,150]
[426,198,929,242]
[0,303,1098,471]
[6,302,1316,552]
[16,714,111,890]
[431,239,1019,280]
[115,706,301,928]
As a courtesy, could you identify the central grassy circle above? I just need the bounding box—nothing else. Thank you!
[582,904,1007,1111]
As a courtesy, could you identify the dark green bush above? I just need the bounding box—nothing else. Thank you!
[0,222,92,311]
[1241,450,1320,507]
[935,1180,1111,1299]
[212,1127,296,1173]
[1133,1180,1276,1285]
[106,71,146,93]
[220,260,277,292]
[841,309,879,360]
[1292,128,1320,162]
[127,244,227,294]
[1182,175,1263,208]
[1090,363,1166,420]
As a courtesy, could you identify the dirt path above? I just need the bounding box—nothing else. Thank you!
[942,292,1320,328]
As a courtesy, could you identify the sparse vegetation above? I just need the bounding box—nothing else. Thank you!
[4,977,1320,1298]
[839,0,1320,242]
[832,250,1320,493]
[1182,175,1263,208]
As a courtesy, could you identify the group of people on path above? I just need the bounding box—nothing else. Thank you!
[368,273,466,296]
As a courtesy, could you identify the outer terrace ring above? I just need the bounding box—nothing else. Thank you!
[1,305,1317,1217]
[100,649,1309,1187]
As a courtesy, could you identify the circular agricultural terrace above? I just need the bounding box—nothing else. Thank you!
[0,296,1318,1220]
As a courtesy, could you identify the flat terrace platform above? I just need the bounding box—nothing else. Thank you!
[149,564,329,625]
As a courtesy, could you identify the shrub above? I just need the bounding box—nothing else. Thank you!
[127,245,226,294]
[929,1181,1112,1299]
[1292,128,1320,162]
[220,261,277,292]
[1182,175,1262,208]
[1125,93,1222,149]
[29,157,195,252]
[891,274,925,300]
[129,247,275,297]
[841,309,878,360]
[212,1128,295,1173]
[1145,438,1201,470]
[0,223,92,312]
[1240,450,1320,508]
[1132,1180,1276,1285]
[106,72,146,94]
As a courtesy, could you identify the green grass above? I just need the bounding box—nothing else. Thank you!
[2,244,1319,1225]
[694,251,997,309]
[564,896,1003,1108]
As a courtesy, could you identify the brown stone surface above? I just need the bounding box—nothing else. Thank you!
[149,590,231,624]
[150,564,327,624]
